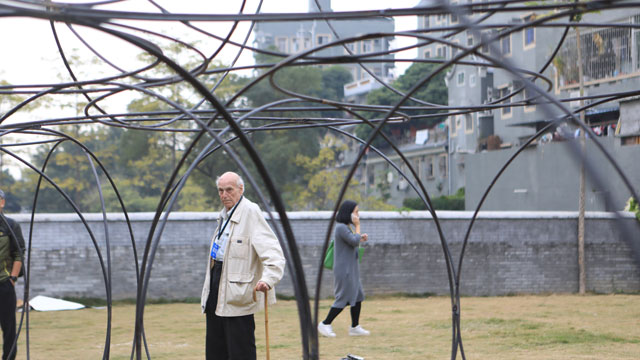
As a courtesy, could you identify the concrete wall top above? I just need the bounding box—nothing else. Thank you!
[6,210,636,223]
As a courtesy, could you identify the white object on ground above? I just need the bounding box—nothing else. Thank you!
[29,295,85,311]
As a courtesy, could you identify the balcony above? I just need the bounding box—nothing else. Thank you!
[556,16,640,90]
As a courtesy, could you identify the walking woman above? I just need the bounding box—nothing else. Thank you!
[318,200,370,337]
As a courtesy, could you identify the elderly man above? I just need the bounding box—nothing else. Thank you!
[0,190,24,360]
[201,172,285,360]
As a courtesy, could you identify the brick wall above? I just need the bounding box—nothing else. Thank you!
[11,211,640,300]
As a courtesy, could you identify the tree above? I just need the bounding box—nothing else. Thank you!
[291,135,394,211]
[20,125,118,213]
[190,53,354,210]
[12,43,245,212]
[355,62,448,148]
[0,169,22,213]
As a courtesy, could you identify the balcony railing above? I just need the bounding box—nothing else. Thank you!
[556,15,640,89]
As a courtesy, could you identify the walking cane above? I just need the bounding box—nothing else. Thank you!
[254,289,270,360]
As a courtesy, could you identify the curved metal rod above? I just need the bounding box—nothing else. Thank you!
[0,126,145,359]
[0,144,113,359]
[1,2,639,360]
[442,1,640,357]
[77,26,315,357]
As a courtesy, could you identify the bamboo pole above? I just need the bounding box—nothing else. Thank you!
[576,23,587,295]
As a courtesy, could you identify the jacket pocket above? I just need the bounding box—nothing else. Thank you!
[228,236,250,259]
[226,272,255,306]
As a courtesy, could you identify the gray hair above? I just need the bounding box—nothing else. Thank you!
[215,172,244,188]
[0,189,4,199]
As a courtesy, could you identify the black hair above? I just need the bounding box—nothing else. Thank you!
[336,200,358,224]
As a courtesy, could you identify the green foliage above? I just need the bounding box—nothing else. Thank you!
[188,61,354,209]
[402,197,427,210]
[19,125,117,212]
[403,187,465,211]
[624,197,640,221]
[0,80,30,115]
[0,169,22,213]
[431,195,465,211]
[290,136,394,211]
[320,66,353,103]
[4,45,366,213]
[356,62,448,148]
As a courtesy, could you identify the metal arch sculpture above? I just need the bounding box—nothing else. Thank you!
[0,1,638,359]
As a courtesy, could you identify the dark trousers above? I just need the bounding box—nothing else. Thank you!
[0,280,16,360]
[205,262,256,360]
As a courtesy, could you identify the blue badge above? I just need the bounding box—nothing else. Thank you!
[210,242,220,260]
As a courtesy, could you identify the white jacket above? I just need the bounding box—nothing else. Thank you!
[201,197,285,317]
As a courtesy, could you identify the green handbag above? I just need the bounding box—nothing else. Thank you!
[323,241,335,269]
[323,240,365,270]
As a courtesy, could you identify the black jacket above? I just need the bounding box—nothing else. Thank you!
[0,214,25,281]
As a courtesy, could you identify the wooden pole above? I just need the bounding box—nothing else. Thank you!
[264,292,270,360]
[254,289,270,360]
[576,23,587,295]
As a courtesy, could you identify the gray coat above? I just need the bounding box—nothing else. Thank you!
[332,223,364,308]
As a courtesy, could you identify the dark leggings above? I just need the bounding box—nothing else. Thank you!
[0,280,17,360]
[323,301,362,328]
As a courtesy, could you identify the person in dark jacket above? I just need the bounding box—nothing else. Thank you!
[0,189,24,360]
[318,200,370,337]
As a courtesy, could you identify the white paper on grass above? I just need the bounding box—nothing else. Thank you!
[29,295,85,311]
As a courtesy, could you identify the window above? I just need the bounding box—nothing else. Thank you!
[344,42,356,54]
[450,2,459,24]
[291,38,300,52]
[467,34,474,47]
[422,15,430,29]
[464,114,474,133]
[426,157,434,178]
[317,34,331,46]
[276,37,288,53]
[457,71,465,86]
[501,33,511,55]
[439,155,448,177]
[469,74,476,87]
[479,31,491,54]
[436,46,443,58]
[450,116,457,136]
[524,28,535,49]
[524,87,536,111]
[499,86,512,116]
[424,49,431,58]
[481,39,490,54]
[452,40,460,57]
[362,40,373,53]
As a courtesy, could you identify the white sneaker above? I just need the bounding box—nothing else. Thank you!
[348,325,370,336]
[318,321,336,337]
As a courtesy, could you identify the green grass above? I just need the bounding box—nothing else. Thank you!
[14,294,640,360]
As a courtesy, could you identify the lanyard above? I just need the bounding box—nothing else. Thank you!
[216,196,242,241]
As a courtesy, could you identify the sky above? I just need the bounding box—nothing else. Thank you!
[0,0,421,85]
[0,0,421,176]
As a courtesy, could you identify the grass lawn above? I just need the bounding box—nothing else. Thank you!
[14,294,640,359]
